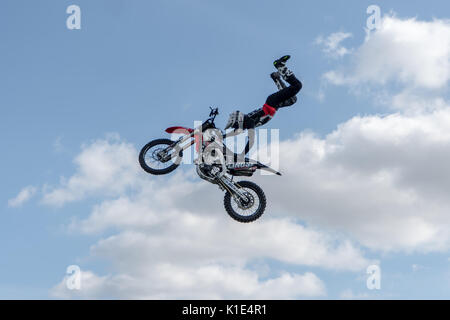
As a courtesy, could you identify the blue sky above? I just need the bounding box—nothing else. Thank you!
[2,0,450,299]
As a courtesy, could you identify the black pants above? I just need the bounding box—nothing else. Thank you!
[265,74,302,109]
[244,73,302,129]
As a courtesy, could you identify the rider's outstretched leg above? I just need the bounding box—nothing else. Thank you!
[266,55,302,109]
[238,56,302,158]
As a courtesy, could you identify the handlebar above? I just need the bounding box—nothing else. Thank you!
[209,107,219,117]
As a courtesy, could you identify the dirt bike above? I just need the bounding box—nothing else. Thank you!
[139,73,290,223]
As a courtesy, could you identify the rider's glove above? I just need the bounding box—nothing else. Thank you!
[225,111,245,130]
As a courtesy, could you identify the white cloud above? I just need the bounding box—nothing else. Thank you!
[51,266,325,299]
[315,32,353,58]
[292,17,450,253]
[254,106,450,252]
[390,89,448,113]
[82,216,368,272]
[325,16,450,89]
[322,16,450,112]
[42,135,143,207]
[8,186,37,208]
[44,137,368,299]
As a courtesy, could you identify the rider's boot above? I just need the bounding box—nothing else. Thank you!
[270,72,287,90]
[273,55,294,80]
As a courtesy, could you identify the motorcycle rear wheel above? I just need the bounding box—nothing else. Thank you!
[224,180,266,223]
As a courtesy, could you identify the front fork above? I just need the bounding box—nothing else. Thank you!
[196,163,249,203]
[217,174,249,203]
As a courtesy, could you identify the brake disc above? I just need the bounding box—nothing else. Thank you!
[236,191,254,210]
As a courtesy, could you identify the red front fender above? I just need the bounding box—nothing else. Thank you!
[165,126,194,134]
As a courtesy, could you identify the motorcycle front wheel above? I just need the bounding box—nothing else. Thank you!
[224,181,267,223]
[139,139,183,175]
